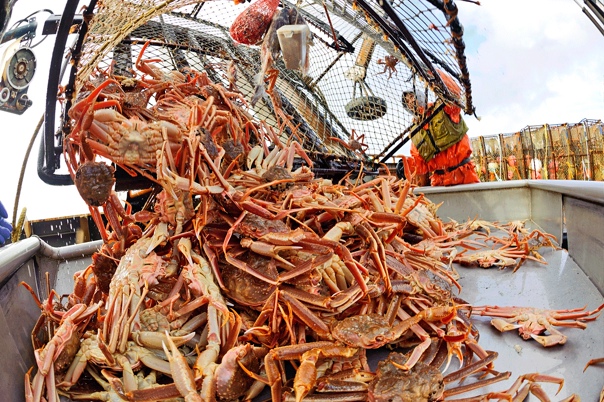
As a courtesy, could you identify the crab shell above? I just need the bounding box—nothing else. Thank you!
[368,354,444,402]
[215,343,260,400]
[74,161,115,207]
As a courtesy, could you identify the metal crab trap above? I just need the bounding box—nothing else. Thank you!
[500,131,525,180]
[584,118,604,181]
[39,0,475,193]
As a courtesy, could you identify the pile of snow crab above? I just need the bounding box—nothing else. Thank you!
[23,42,602,402]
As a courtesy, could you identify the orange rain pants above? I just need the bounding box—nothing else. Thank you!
[409,103,480,186]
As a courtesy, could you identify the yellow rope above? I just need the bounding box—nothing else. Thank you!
[11,113,44,242]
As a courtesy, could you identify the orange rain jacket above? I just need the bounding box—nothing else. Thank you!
[409,104,480,186]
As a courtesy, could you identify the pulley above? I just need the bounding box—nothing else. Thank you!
[4,47,36,90]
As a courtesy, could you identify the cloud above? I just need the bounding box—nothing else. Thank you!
[458,0,604,136]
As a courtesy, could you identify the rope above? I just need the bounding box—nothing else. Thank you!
[11,113,44,242]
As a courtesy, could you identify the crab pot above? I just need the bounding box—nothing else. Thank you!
[1,180,603,401]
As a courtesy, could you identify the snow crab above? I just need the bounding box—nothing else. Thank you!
[367,351,576,402]
[65,80,183,178]
[73,160,115,207]
[453,241,545,272]
[473,303,604,347]
[376,55,400,80]
[263,305,463,402]
[329,129,369,154]
[367,350,501,402]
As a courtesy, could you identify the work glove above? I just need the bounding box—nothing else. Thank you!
[396,159,406,180]
[0,200,12,245]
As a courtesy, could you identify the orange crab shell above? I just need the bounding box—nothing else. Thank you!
[229,0,280,45]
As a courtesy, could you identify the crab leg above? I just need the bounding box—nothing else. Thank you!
[162,331,202,402]
[504,373,564,398]
[584,357,604,371]
[443,350,499,384]
[69,78,122,133]
[265,342,358,402]
[442,371,511,398]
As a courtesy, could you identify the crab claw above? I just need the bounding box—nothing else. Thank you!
[133,330,195,350]
[530,333,567,347]
[240,238,301,267]
[247,145,264,170]
[162,330,202,402]
[490,318,521,333]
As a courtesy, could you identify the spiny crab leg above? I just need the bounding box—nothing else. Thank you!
[264,341,359,402]
[19,282,65,322]
[238,178,297,202]
[443,350,499,384]
[584,357,604,372]
[278,290,331,337]
[125,377,203,401]
[69,79,122,134]
[502,373,565,398]
[277,253,333,283]
[351,216,390,292]
[393,180,411,214]
[473,304,604,321]
[131,331,195,350]
[442,371,512,399]
[162,330,202,402]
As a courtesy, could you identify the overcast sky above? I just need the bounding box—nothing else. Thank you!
[459,0,603,136]
[0,0,602,221]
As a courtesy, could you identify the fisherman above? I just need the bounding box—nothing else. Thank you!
[528,157,543,179]
[0,200,12,246]
[506,155,521,180]
[402,83,480,187]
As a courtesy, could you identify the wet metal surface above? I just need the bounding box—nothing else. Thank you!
[453,245,604,399]
[565,196,604,293]
[0,244,602,400]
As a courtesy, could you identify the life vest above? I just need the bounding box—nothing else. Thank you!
[411,103,468,162]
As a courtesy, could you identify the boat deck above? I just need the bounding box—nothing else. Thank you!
[451,244,603,399]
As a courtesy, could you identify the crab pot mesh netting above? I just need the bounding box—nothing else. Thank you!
[469,119,604,182]
[586,120,604,181]
[469,136,486,182]
[500,132,525,180]
[51,0,474,188]
[524,125,550,179]
[479,134,503,182]
[546,124,575,180]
